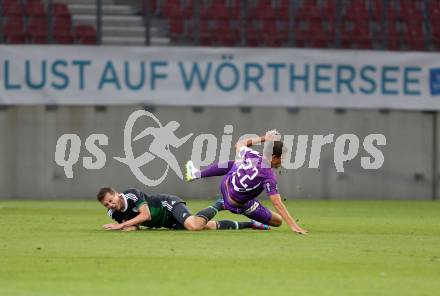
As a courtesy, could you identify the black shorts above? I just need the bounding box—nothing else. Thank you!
[157,194,192,230]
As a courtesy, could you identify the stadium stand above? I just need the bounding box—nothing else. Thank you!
[157,0,436,51]
[0,0,96,44]
[0,0,438,50]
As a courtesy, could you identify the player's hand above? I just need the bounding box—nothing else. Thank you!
[103,223,124,230]
[265,129,281,141]
[292,227,308,235]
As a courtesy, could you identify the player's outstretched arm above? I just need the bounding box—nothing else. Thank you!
[269,194,308,235]
[235,129,281,151]
[103,204,151,230]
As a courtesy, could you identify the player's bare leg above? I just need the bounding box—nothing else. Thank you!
[204,221,218,230]
[268,210,283,227]
[186,198,225,230]
[183,201,225,230]
[183,215,210,231]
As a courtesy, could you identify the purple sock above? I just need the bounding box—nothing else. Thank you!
[200,161,235,178]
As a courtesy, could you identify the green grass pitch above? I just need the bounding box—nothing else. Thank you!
[0,200,439,296]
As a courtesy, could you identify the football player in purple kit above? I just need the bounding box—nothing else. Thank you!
[186,130,308,235]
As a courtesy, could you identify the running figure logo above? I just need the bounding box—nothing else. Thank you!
[114,110,193,186]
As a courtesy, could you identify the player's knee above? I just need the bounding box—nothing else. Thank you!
[269,214,282,227]
[184,216,204,231]
[271,220,282,227]
[204,221,217,230]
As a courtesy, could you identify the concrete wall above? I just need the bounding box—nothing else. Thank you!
[0,106,435,200]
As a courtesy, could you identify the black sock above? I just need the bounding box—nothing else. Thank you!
[216,220,239,230]
[196,206,218,222]
[216,221,254,230]
[238,222,253,229]
[212,199,225,211]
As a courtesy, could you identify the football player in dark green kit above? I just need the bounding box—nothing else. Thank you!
[97,187,270,231]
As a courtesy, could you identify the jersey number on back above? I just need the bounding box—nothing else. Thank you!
[232,159,260,192]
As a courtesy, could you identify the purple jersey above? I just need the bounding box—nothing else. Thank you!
[223,146,279,203]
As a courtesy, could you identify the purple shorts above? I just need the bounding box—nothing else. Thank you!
[220,179,273,225]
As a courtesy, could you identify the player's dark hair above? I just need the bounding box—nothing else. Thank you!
[272,141,284,157]
[97,186,116,202]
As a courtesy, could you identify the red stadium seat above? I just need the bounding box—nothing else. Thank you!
[162,0,180,9]
[402,22,425,51]
[3,16,26,43]
[216,28,240,47]
[307,24,331,48]
[54,16,72,31]
[368,0,384,15]
[340,35,352,49]
[294,27,308,48]
[262,20,277,34]
[322,0,337,16]
[245,24,259,47]
[205,1,230,20]
[252,0,277,21]
[52,3,70,17]
[213,19,232,33]
[385,16,401,50]
[181,0,195,19]
[230,3,241,20]
[27,15,48,44]
[4,16,24,32]
[343,0,369,22]
[431,11,440,31]
[406,38,425,51]
[27,26,48,44]
[295,4,322,23]
[53,24,74,44]
[51,3,73,40]
[278,4,290,21]
[4,33,27,43]
[433,38,440,51]
[163,3,185,19]
[197,19,210,35]
[404,25,424,39]
[53,33,75,44]
[386,19,399,37]
[279,0,289,8]
[261,20,284,47]
[262,35,283,47]
[387,36,401,51]
[385,5,399,23]
[340,22,373,50]
[25,1,46,17]
[357,36,373,49]
[2,0,20,9]
[262,23,288,47]
[27,16,48,29]
[168,18,185,37]
[75,25,97,45]
[3,2,24,17]
[199,29,214,46]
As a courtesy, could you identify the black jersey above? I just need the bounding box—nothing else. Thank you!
[107,188,175,228]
